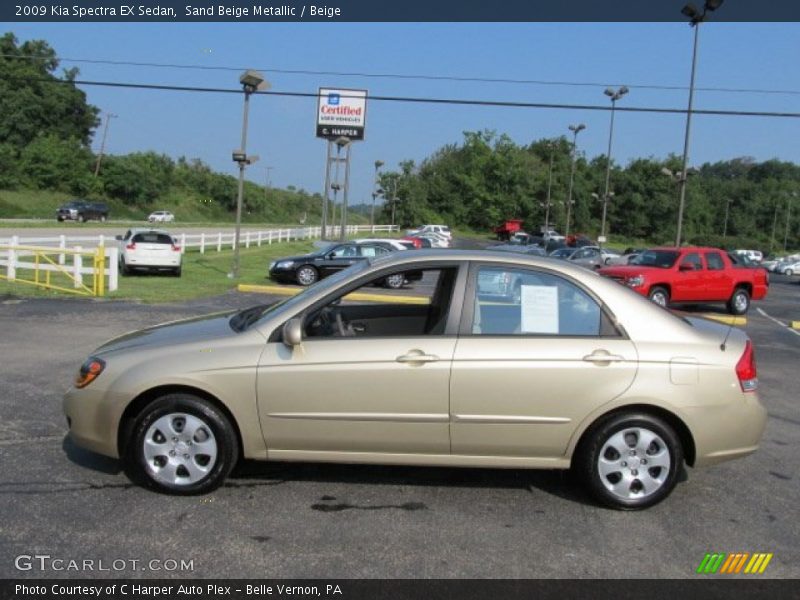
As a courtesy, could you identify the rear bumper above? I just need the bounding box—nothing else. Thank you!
[687,392,767,468]
[126,256,181,268]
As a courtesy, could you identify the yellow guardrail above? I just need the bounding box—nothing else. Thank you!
[0,244,107,297]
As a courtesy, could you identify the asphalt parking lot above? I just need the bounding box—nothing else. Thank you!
[0,259,798,579]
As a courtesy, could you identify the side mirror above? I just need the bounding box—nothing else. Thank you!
[114,235,123,241]
[282,318,303,347]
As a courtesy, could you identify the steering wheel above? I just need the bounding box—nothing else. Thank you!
[334,310,355,337]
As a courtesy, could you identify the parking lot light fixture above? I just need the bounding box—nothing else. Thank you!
[600,86,628,246]
[675,0,724,248]
[565,123,586,239]
[372,160,384,227]
[230,69,269,279]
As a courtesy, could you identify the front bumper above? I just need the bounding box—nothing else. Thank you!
[63,385,121,459]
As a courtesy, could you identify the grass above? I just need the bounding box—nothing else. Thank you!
[0,242,318,303]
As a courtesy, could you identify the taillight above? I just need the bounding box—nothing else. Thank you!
[126,243,136,250]
[172,244,181,252]
[736,340,758,392]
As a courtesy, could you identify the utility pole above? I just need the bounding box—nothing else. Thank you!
[264,166,273,203]
[565,123,585,239]
[544,142,555,233]
[93,112,117,177]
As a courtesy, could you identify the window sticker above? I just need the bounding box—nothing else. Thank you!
[520,285,559,334]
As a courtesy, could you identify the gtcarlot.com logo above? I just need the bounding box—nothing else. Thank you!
[14,554,194,572]
[696,552,773,574]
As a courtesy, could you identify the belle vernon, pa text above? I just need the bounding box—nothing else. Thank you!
[16,584,344,597]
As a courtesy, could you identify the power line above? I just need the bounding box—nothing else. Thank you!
[7,75,800,119]
[3,52,800,97]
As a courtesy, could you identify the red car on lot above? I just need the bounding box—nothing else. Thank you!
[598,246,769,315]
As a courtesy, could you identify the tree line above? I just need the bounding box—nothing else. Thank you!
[377,131,799,253]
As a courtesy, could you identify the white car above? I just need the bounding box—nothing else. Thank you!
[147,211,175,223]
[117,228,182,276]
[406,224,452,239]
[353,238,415,251]
[414,232,450,248]
[777,259,800,276]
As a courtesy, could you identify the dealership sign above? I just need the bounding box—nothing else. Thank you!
[316,88,368,141]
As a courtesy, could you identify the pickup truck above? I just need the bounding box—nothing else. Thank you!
[598,246,769,315]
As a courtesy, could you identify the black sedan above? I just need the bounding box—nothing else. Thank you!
[269,242,420,288]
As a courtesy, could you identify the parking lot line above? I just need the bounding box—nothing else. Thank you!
[237,283,430,305]
[756,308,800,337]
[698,314,747,326]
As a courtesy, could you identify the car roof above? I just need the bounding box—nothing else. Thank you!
[127,228,172,235]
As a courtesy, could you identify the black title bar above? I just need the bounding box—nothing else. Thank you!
[3,0,800,22]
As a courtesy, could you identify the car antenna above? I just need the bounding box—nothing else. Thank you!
[720,318,735,351]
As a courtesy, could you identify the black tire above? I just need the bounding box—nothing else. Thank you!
[648,286,670,308]
[785,268,794,277]
[383,273,405,289]
[727,287,750,315]
[574,412,683,510]
[173,266,182,278]
[77,214,86,223]
[100,215,107,222]
[295,265,318,286]
[120,259,131,276]
[124,393,238,495]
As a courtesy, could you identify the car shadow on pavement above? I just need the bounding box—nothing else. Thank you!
[230,460,593,507]
[62,435,122,475]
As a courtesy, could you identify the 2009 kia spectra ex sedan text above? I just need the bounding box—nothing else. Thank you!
[64,250,766,509]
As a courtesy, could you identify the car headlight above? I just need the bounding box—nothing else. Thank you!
[276,260,295,269]
[625,275,645,287]
[75,357,106,389]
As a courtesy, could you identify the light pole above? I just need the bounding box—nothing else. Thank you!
[770,202,779,253]
[675,0,725,247]
[599,86,628,246]
[591,192,615,244]
[371,160,384,227]
[543,141,556,234]
[722,197,733,238]
[389,178,398,227]
[93,112,117,177]
[230,69,269,279]
[784,192,797,251]
[565,123,586,239]
[263,166,273,203]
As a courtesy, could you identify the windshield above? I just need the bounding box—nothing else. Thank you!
[236,260,371,331]
[630,250,680,268]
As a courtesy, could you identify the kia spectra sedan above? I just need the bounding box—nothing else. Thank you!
[64,250,766,509]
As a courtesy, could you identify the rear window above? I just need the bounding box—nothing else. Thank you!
[132,233,174,245]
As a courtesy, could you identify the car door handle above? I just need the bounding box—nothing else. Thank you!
[396,350,439,364]
[582,351,625,364]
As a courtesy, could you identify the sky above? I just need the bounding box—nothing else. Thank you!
[5,21,800,208]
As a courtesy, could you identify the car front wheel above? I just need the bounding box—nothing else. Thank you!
[648,286,669,307]
[785,269,794,277]
[575,412,682,510]
[125,393,238,494]
[295,265,318,286]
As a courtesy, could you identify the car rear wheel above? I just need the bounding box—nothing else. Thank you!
[119,259,131,276]
[728,287,750,315]
[125,393,238,494]
[77,214,86,223]
[648,286,669,307]
[785,269,794,277]
[384,273,405,289]
[173,266,182,277]
[575,412,682,510]
[296,265,318,286]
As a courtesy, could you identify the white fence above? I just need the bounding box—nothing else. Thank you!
[0,224,399,295]
[0,224,399,254]
[0,236,119,295]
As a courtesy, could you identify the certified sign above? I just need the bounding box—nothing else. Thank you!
[316,88,367,141]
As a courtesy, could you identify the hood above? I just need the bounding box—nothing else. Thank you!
[94,311,236,356]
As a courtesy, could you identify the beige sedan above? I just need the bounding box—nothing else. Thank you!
[64,250,766,509]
